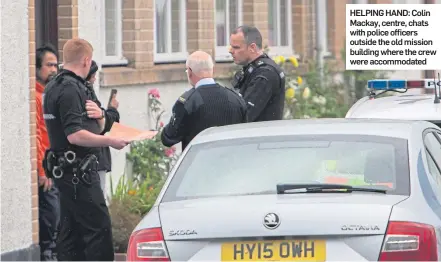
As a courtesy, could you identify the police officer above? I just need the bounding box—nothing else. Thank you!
[84,60,120,201]
[161,50,247,150]
[42,38,129,261]
[229,25,286,122]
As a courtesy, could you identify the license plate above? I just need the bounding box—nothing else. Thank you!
[221,240,326,261]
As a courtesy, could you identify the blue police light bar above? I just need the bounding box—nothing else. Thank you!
[367,79,437,90]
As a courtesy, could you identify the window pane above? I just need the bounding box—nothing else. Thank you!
[171,0,181,52]
[105,0,117,56]
[279,0,288,46]
[216,0,227,46]
[425,133,441,175]
[267,0,276,46]
[156,0,168,53]
[162,135,411,202]
[229,0,239,36]
[426,150,441,185]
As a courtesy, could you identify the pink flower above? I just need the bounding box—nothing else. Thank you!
[148,88,160,99]
[160,122,164,127]
[164,146,176,157]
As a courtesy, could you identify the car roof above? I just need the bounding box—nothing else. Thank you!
[346,93,441,121]
[191,118,432,145]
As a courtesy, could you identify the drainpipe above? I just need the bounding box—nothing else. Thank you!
[315,0,325,81]
[424,0,435,81]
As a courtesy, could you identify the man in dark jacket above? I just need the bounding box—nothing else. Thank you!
[85,60,120,199]
[229,25,286,122]
[161,51,247,150]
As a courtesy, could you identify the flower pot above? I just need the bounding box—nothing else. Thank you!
[114,253,126,261]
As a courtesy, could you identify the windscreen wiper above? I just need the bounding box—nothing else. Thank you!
[276,183,387,194]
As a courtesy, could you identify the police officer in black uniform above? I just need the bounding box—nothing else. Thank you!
[42,38,129,261]
[161,50,247,150]
[85,60,120,198]
[229,25,286,122]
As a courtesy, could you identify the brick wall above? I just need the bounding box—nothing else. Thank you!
[103,0,311,86]
[122,0,155,69]
[187,0,215,56]
[58,0,79,62]
[243,0,269,49]
[28,0,39,245]
[328,0,346,61]
[28,0,79,246]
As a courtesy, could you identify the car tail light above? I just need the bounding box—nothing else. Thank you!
[379,221,438,261]
[127,227,170,261]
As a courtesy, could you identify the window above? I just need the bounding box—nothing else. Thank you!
[424,132,441,185]
[154,0,187,63]
[267,0,293,56]
[214,0,242,61]
[102,0,127,65]
[393,0,422,4]
[161,135,410,202]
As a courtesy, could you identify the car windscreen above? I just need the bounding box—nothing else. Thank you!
[161,134,410,202]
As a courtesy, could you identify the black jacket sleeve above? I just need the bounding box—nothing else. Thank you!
[242,67,279,122]
[106,107,120,123]
[57,83,85,137]
[101,106,120,134]
[161,99,189,147]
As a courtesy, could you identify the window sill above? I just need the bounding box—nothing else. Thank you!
[267,46,298,58]
[101,56,129,67]
[100,62,240,87]
[154,52,188,64]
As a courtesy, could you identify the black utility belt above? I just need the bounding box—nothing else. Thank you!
[42,149,99,181]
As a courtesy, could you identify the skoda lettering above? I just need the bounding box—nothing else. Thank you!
[169,229,197,237]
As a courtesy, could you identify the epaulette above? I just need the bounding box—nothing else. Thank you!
[246,56,269,75]
[224,85,243,97]
[177,87,197,104]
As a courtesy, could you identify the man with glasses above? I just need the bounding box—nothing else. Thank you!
[161,50,248,151]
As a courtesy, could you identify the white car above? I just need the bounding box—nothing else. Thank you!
[126,118,441,261]
[345,79,441,128]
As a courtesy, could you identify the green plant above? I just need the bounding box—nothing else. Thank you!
[272,54,348,119]
[108,197,142,253]
[125,88,179,184]
[109,88,180,253]
[110,174,165,217]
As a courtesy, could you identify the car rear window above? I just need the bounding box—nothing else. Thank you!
[161,134,410,202]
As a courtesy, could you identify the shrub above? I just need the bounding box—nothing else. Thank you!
[108,197,142,253]
[109,87,179,253]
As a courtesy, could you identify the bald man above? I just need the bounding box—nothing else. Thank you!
[161,50,248,150]
[43,38,129,261]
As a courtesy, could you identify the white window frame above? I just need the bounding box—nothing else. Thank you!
[101,0,128,66]
[153,0,188,63]
[316,0,332,57]
[267,0,294,57]
[393,0,422,3]
[214,0,243,62]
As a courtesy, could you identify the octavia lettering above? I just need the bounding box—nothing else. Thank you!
[341,225,380,231]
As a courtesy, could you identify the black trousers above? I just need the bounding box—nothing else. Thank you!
[39,182,61,261]
[55,171,114,261]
